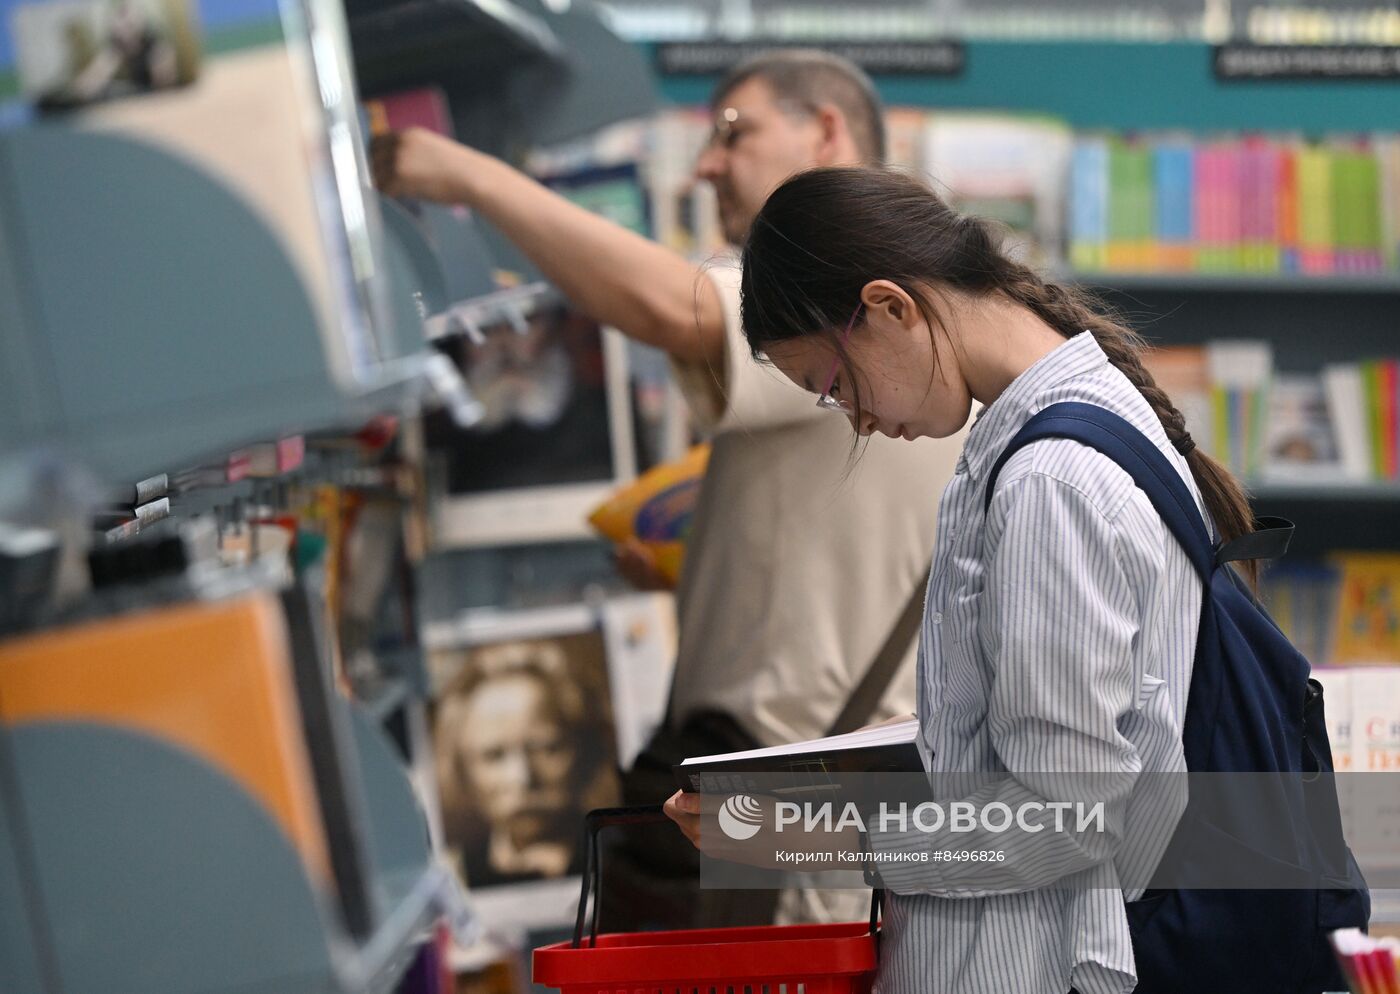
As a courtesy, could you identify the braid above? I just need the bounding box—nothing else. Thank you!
[972,229,1258,580]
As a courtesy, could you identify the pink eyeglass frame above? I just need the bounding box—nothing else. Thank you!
[816,304,863,414]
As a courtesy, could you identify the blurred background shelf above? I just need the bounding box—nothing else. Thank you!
[1067,271,1400,295]
[1248,480,1400,501]
[348,0,563,94]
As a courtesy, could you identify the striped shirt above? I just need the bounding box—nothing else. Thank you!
[868,331,1210,994]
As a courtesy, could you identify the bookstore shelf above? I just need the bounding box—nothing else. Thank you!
[1249,480,1400,502]
[1067,272,1400,296]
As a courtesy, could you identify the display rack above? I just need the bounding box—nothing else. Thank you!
[0,0,482,987]
[351,0,658,155]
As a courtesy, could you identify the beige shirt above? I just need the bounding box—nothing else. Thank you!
[668,263,966,747]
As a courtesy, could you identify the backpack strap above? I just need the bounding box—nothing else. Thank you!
[982,402,1216,581]
[1215,516,1293,567]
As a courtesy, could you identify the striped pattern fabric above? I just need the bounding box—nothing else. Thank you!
[868,331,1211,994]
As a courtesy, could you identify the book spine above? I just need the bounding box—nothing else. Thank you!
[1357,144,1385,273]
[1258,141,1282,273]
[1106,139,1131,271]
[1384,359,1400,479]
[1250,375,1270,478]
[1324,363,1373,481]
[1109,139,1154,271]
[1092,138,1110,270]
[1278,141,1301,274]
[1133,143,1156,270]
[1221,140,1244,272]
[1205,142,1235,273]
[1364,360,1385,478]
[1203,144,1224,272]
[1299,144,1335,275]
[1155,142,1194,271]
[1212,385,1232,470]
[1383,136,1400,270]
[1333,146,1360,275]
[1240,138,1263,272]
[1070,139,1107,271]
[1192,143,1211,272]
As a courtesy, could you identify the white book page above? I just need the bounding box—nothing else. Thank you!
[680,717,920,766]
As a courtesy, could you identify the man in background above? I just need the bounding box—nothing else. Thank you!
[373,50,964,926]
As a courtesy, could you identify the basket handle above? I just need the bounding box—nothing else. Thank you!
[572,804,672,948]
[570,803,882,948]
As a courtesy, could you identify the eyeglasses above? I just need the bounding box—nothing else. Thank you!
[704,99,819,152]
[816,304,863,415]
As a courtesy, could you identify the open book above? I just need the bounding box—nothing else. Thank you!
[675,717,923,793]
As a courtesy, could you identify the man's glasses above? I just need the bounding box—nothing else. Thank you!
[704,99,819,151]
[816,304,863,415]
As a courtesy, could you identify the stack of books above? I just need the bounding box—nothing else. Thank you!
[1322,360,1400,482]
[1142,341,1273,478]
[1144,342,1400,485]
[1070,133,1400,275]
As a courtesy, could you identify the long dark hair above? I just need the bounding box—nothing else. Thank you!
[739,166,1255,570]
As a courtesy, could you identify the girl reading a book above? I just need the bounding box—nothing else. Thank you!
[663,167,1260,994]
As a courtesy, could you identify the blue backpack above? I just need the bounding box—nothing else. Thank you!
[985,402,1370,994]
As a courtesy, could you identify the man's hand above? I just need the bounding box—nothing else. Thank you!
[370,127,477,204]
[613,539,675,592]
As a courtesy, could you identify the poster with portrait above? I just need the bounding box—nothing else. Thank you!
[430,610,621,917]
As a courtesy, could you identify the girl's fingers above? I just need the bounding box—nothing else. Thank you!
[663,790,703,848]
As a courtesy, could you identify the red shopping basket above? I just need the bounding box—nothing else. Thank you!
[533,805,880,994]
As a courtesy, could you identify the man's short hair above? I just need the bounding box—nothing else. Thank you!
[712,49,887,164]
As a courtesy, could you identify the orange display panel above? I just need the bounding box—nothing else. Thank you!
[0,593,330,884]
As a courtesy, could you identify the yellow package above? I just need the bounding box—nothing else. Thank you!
[588,445,710,585]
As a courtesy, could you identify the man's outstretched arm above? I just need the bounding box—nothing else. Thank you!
[372,127,726,367]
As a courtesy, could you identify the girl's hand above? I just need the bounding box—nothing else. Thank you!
[663,789,702,848]
[663,789,779,868]
[662,789,861,871]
